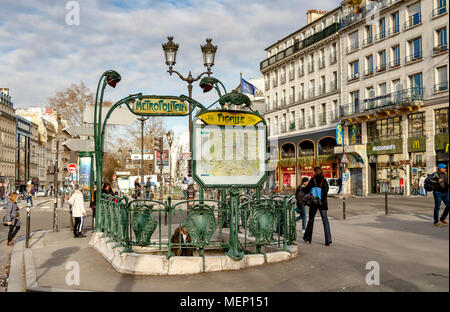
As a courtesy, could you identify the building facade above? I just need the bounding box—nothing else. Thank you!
[336,0,448,196]
[261,9,342,191]
[0,88,16,193]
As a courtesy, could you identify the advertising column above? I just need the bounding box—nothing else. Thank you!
[78,152,93,202]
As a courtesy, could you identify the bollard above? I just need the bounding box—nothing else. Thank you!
[385,191,388,215]
[342,197,346,220]
[25,202,31,248]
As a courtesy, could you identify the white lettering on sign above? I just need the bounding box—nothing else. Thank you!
[372,144,396,151]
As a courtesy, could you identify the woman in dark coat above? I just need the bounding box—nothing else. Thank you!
[4,193,22,246]
[303,166,332,246]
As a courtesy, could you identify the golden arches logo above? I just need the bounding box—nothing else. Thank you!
[412,140,420,150]
[446,143,449,153]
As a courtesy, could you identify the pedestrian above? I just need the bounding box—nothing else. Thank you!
[90,185,97,229]
[419,173,427,196]
[303,166,332,246]
[427,164,449,227]
[295,177,309,233]
[134,178,141,199]
[181,177,188,199]
[26,182,34,208]
[337,176,342,195]
[145,177,151,200]
[3,192,22,246]
[0,184,6,209]
[69,184,87,238]
[411,175,419,196]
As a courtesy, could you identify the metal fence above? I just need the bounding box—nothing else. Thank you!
[96,189,297,262]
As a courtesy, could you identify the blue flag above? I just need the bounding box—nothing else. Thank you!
[241,77,257,96]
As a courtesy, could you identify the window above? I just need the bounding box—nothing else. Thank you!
[433,0,447,17]
[349,60,359,80]
[290,111,296,130]
[407,37,422,62]
[331,71,338,90]
[348,31,359,52]
[408,113,424,137]
[331,43,337,63]
[266,96,270,110]
[274,92,278,108]
[435,66,449,92]
[409,73,423,99]
[406,2,421,28]
[299,58,304,77]
[365,25,373,45]
[319,48,325,68]
[377,18,386,40]
[390,11,400,35]
[321,103,326,124]
[435,108,449,134]
[367,116,402,141]
[300,108,305,127]
[434,27,448,53]
[299,83,305,100]
[282,89,286,106]
[290,62,295,80]
[320,76,326,94]
[310,106,316,126]
[290,86,295,104]
[348,123,362,144]
[309,79,315,97]
[275,116,279,134]
[308,54,314,72]
[391,45,401,68]
[333,100,338,120]
[378,50,386,72]
[366,55,374,76]
[351,90,360,113]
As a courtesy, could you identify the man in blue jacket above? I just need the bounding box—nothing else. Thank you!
[430,163,449,227]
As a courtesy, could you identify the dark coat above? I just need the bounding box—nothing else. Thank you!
[170,227,193,256]
[305,174,329,210]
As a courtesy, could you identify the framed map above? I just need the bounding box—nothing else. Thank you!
[193,124,267,187]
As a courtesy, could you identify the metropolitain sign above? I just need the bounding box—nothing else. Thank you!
[133,97,188,115]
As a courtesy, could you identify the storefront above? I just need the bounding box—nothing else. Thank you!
[280,143,296,189]
[297,140,315,182]
[435,133,449,168]
[367,139,405,195]
[317,137,338,178]
[408,136,426,195]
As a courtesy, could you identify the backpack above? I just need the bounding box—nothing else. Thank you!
[424,174,439,192]
[309,178,323,206]
[295,185,306,203]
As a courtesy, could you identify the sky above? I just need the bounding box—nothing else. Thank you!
[0,0,339,136]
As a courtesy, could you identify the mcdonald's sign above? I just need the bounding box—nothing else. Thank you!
[408,137,426,152]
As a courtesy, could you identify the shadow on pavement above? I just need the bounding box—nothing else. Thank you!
[37,246,80,281]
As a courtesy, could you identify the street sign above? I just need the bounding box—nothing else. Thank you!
[132,97,188,116]
[62,139,94,152]
[112,175,116,181]
[198,111,263,126]
[67,163,77,173]
[63,126,95,137]
[179,152,191,160]
[125,164,140,169]
[116,171,131,175]
[131,154,154,160]
[343,172,350,181]
[341,154,349,164]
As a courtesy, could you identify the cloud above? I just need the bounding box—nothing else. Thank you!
[1,0,339,135]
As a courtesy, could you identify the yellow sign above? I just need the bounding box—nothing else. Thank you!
[413,140,420,149]
[133,98,188,115]
[199,111,263,126]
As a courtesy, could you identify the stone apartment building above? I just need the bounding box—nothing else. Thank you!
[0,88,16,193]
[261,8,342,191]
[336,0,448,196]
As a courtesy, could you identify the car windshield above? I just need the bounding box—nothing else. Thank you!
[328,179,339,186]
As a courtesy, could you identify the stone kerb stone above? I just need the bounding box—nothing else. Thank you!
[91,232,298,275]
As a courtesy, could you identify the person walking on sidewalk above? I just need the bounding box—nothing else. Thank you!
[295,177,309,233]
[69,184,87,238]
[26,181,34,208]
[3,192,22,246]
[419,173,427,196]
[0,184,6,209]
[303,166,332,246]
[428,164,449,227]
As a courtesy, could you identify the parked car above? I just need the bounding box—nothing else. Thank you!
[326,178,340,196]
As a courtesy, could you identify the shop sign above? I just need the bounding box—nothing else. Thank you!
[133,97,188,115]
[400,160,410,165]
[367,139,402,155]
[435,133,449,152]
[336,123,343,146]
[408,137,426,153]
[283,167,295,174]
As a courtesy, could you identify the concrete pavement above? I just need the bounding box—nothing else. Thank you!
[10,212,449,292]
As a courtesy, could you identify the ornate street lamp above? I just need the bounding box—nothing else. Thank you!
[162,36,217,200]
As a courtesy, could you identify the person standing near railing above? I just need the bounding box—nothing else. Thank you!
[69,184,87,238]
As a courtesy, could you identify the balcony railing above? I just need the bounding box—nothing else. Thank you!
[433,44,448,55]
[364,68,374,77]
[298,67,304,77]
[432,5,447,18]
[330,53,337,64]
[376,63,387,73]
[404,13,422,30]
[330,80,338,91]
[346,42,359,54]
[388,25,400,36]
[341,88,424,117]
[260,23,338,71]
[348,72,360,82]
[375,30,386,41]
[319,58,325,68]
[389,59,401,69]
[405,51,423,64]
[362,36,373,47]
[434,82,449,93]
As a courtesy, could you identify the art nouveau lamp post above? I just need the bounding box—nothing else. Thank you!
[162,36,217,199]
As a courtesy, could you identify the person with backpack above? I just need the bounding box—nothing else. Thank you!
[295,177,309,233]
[303,166,332,246]
[425,164,449,227]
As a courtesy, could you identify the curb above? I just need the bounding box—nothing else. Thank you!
[8,230,92,292]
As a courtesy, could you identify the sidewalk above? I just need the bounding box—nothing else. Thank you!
[8,212,448,292]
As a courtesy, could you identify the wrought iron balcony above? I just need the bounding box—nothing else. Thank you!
[388,25,400,37]
[347,72,360,82]
[346,42,359,54]
[433,44,448,55]
[374,30,386,41]
[405,51,423,64]
[432,5,447,18]
[404,13,422,30]
[389,59,401,69]
[376,63,387,73]
[364,68,374,77]
[434,82,448,93]
[362,36,373,47]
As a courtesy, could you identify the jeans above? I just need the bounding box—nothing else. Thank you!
[8,219,21,241]
[26,196,33,207]
[295,202,307,230]
[303,205,332,244]
[146,191,150,199]
[433,191,449,224]
[1,198,5,209]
